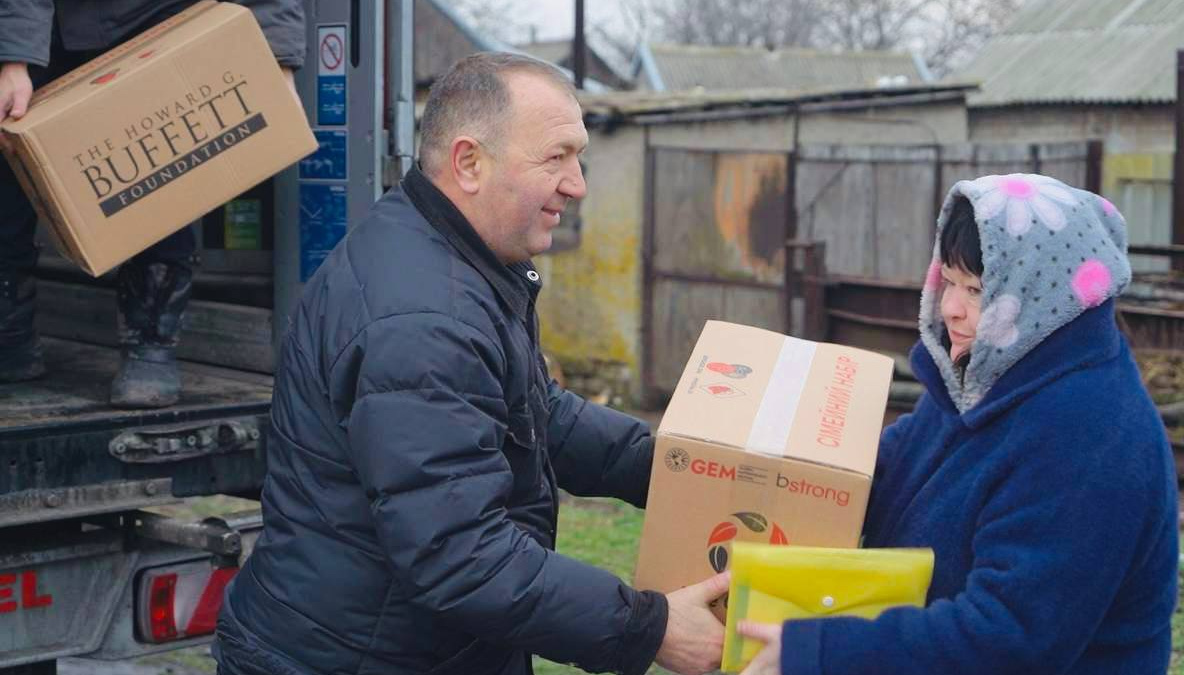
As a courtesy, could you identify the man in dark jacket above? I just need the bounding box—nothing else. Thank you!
[0,0,304,406]
[213,52,729,675]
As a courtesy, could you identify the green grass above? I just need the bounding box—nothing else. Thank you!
[118,495,1184,674]
[532,496,669,675]
[1173,570,1184,675]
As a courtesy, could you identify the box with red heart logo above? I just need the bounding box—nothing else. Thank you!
[634,320,893,620]
[0,0,315,276]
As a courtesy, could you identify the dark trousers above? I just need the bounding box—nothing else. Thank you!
[0,29,195,276]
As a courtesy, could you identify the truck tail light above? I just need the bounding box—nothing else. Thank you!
[137,562,238,643]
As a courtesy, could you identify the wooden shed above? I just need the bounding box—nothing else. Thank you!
[534,84,976,404]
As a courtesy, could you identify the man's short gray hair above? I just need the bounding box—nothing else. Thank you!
[418,52,575,176]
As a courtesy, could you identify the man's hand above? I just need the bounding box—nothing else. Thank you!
[654,571,730,675]
[0,62,33,152]
[280,66,299,105]
[737,620,782,675]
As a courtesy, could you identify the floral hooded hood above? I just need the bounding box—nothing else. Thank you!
[919,174,1133,413]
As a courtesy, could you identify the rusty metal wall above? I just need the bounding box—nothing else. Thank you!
[640,140,1107,399]
[642,147,790,399]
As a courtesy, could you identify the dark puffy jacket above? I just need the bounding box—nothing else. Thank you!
[0,0,305,68]
[214,167,667,675]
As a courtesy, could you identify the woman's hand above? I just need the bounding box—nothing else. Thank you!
[738,620,782,675]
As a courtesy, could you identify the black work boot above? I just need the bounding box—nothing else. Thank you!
[0,271,46,383]
[109,260,193,408]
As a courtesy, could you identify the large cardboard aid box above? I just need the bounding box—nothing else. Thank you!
[634,321,894,619]
[0,0,316,276]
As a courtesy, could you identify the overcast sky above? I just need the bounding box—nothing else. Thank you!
[517,2,601,40]
[478,0,630,44]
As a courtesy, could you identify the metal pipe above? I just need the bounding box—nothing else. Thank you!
[387,0,416,177]
[134,511,242,557]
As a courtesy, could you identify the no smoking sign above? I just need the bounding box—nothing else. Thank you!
[318,25,346,76]
[316,24,347,125]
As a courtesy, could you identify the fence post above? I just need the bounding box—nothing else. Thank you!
[1085,140,1103,196]
[804,242,828,342]
[1029,143,1042,175]
[784,152,798,334]
[931,144,944,244]
[1174,50,1184,272]
[640,140,657,407]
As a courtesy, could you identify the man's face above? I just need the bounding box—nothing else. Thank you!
[474,73,588,264]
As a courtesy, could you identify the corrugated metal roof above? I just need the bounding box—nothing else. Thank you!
[577,82,976,121]
[642,43,925,92]
[955,0,1184,106]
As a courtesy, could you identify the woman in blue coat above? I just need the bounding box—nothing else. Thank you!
[738,174,1178,674]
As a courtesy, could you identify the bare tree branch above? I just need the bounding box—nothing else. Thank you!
[450,0,529,45]
[587,0,653,68]
[645,0,823,49]
[922,0,1022,76]
[620,0,1021,76]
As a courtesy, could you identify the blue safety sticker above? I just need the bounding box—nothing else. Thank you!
[299,183,348,281]
[300,130,348,180]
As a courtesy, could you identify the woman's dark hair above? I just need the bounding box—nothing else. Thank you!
[940,196,984,277]
[939,195,983,374]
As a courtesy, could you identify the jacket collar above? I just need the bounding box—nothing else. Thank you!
[401,165,540,318]
[910,299,1123,428]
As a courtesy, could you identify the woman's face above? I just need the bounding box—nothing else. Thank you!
[940,264,982,363]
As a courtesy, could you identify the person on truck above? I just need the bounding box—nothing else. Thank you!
[214,53,730,675]
[0,0,304,407]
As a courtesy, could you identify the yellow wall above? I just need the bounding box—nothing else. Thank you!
[1103,152,1173,195]
[535,127,647,392]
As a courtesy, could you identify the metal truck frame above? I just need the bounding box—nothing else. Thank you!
[0,1,415,672]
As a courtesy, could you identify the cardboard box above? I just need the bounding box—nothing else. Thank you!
[0,1,316,276]
[634,321,894,619]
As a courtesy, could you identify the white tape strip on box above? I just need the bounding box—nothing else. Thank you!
[745,336,817,457]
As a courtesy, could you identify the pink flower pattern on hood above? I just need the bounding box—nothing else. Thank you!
[919,174,1132,412]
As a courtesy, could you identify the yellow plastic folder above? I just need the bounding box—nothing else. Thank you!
[722,543,935,673]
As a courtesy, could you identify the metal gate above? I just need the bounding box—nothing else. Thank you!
[641,147,792,402]
[640,140,1104,402]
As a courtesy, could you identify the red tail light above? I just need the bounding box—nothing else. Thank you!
[148,573,179,641]
[137,562,238,643]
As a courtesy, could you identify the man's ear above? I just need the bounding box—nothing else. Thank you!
[450,136,483,195]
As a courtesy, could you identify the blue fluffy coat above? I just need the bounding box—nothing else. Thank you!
[778,301,1178,674]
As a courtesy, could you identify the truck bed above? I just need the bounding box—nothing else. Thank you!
[0,338,273,503]
[1,337,272,437]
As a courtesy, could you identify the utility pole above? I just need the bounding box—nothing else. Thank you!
[573,0,586,89]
